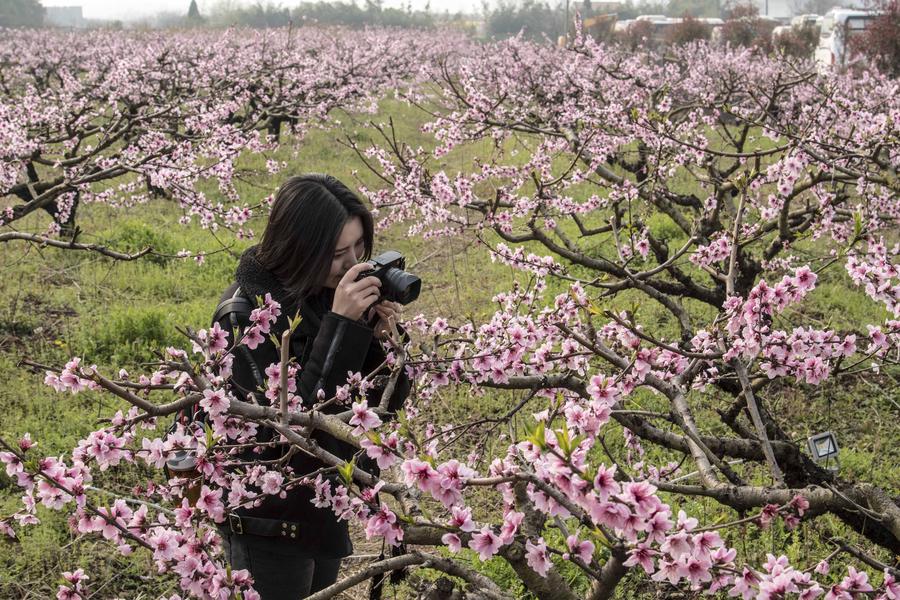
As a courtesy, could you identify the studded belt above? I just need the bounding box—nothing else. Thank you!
[227,513,304,538]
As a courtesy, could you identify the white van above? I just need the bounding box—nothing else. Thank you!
[814,8,883,68]
[791,13,823,28]
[772,14,821,47]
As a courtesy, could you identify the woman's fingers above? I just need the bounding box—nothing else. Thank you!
[340,265,381,297]
[370,301,403,340]
[362,290,381,308]
[348,276,381,295]
[333,263,384,320]
[373,302,394,315]
[374,301,401,317]
[373,308,399,327]
[340,262,374,286]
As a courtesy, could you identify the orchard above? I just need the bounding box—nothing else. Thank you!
[1,23,899,600]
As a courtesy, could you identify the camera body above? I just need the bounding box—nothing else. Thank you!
[357,250,421,305]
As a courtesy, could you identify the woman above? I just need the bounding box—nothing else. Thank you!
[212,174,410,599]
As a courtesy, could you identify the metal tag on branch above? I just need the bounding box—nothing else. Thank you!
[807,431,839,472]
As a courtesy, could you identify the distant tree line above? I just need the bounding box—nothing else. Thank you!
[0,0,44,27]
[192,0,442,29]
[481,0,564,40]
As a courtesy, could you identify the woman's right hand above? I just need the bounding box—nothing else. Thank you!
[332,262,381,321]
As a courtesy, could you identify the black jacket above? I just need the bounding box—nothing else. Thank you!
[214,246,410,557]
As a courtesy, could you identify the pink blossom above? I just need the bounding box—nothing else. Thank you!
[587,374,618,406]
[591,501,630,530]
[200,389,230,417]
[195,486,225,522]
[141,438,167,469]
[660,530,693,559]
[449,505,476,532]
[468,527,503,561]
[592,464,619,500]
[433,459,475,507]
[883,569,899,599]
[692,530,724,560]
[259,471,284,496]
[18,434,34,452]
[525,537,552,577]
[442,532,462,552]
[758,503,781,528]
[676,555,713,588]
[241,327,265,350]
[651,559,681,585]
[349,401,382,436]
[730,567,761,600]
[793,266,818,292]
[790,494,810,517]
[360,436,398,470]
[150,530,178,562]
[799,584,824,600]
[623,542,656,574]
[400,459,441,495]
[499,510,523,545]
[207,322,229,353]
[676,509,698,532]
[364,503,404,546]
[645,509,673,544]
[619,481,658,514]
[566,534,595,564]
[840,566,872,592]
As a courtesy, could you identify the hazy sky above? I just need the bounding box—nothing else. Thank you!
[40,0,484,20]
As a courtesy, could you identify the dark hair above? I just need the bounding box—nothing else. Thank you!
[256,174,374,301]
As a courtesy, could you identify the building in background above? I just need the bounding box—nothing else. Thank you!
[45,5,86,27]
[748,0,792,19]
[586,1,624,13]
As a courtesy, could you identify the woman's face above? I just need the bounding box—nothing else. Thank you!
[324,216,366,289]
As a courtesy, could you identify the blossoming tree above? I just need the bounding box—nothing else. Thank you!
[2,28,900,600]
[0,28,432,259]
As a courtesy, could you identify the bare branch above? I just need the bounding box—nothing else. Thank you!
[0,232,152,261]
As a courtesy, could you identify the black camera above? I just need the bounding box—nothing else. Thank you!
[357,250,421,305]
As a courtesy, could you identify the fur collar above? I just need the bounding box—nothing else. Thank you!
[234,245,325,335]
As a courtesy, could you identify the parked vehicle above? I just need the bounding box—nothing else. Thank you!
[814,8,882,68]
[791,13,823,28]
[772,14,821,48]
[711,14,782,45]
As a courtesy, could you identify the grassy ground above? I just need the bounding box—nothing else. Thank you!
[1,97,898,599]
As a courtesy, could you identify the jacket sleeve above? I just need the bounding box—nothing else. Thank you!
[386,324,412,413]
[298,311,374,406]
[383,368,411,414]
[363,326,411,414]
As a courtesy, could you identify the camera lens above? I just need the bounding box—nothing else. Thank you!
[166,449,197,474]
[382,267,421,305]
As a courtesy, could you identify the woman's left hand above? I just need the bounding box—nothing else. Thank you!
[369,301,402,341]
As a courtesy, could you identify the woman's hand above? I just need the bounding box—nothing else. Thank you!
[332,263,381,321]
[369,300,402,341]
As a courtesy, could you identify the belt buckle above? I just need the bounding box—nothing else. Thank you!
[228,513,244,535]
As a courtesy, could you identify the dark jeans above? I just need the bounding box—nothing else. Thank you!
[221,530,342,599]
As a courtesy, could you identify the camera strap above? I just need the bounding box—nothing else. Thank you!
[212,287,265,391]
